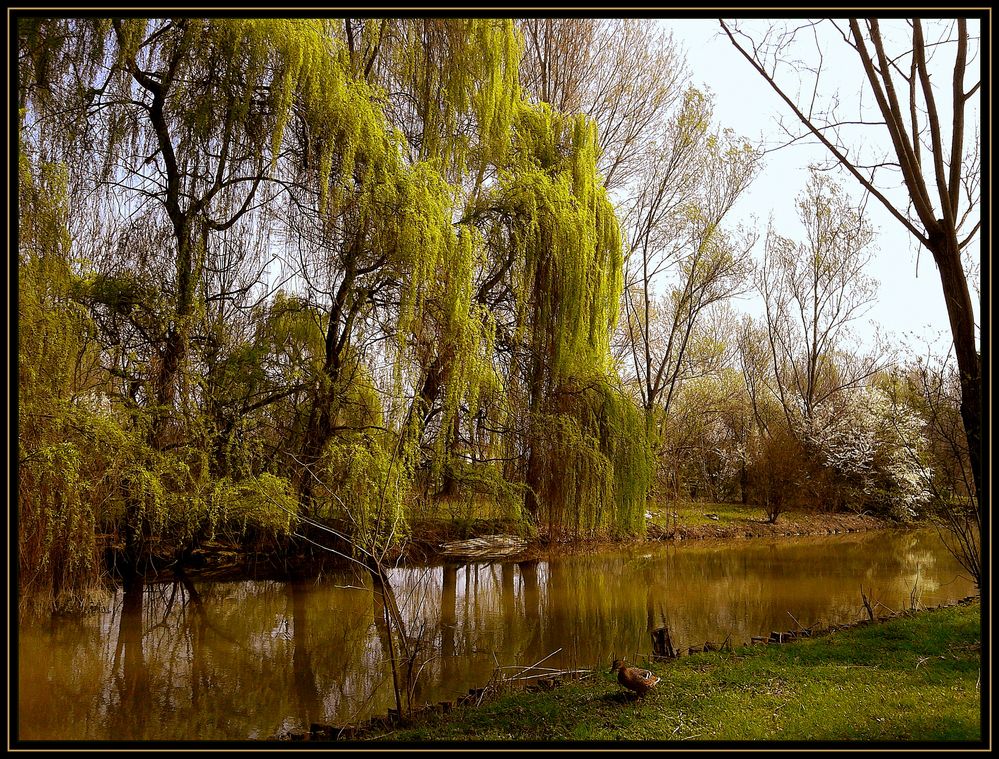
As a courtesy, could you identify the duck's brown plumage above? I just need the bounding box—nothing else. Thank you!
[611,659,660,697]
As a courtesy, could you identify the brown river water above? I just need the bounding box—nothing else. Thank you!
[17,527,976,741]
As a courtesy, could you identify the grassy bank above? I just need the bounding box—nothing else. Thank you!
[376,600,981,743]
[407,500,889,549]
[644,501,887,540]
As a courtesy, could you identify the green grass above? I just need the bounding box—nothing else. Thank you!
[646,500,771,529]
[377,601,981,743]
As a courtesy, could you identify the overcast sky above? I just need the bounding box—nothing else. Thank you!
[661,18,981,359]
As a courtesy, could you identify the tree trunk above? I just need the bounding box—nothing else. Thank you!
[523,332,547,521]
[417,354,461,498]
[740,461,749,505]
[929,230,981,503]
[298,399,333,518]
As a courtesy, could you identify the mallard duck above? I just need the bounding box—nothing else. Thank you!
[611,659,660,697]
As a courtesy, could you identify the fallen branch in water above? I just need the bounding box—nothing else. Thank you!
[860,585,875,621]
[440,534,528,559]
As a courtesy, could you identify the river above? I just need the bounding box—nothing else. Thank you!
[17,527,976,741]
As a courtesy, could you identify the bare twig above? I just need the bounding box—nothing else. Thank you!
[506,648,564,680]
[787,610,805,632]
[860,585,875,621]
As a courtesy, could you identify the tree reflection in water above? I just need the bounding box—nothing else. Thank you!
[109,579,150,737]
[18,528,976,740]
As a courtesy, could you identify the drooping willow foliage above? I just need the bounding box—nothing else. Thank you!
[482,102,651,537]
[17,16,654,609]
[19,154,106,610]
[526,378,651,538]
[502,104,623,378]
[383,18,522,175]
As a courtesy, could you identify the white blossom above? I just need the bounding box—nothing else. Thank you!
[801,387,931,520]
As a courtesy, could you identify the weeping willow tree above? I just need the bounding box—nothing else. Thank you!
[373,19,522,506]
[277,134,475,553]
[223,18,528,554]
[274,19,528,525]
[18,151,300,613]
[470,102,651,538]
[18,18,383,582]
[18,152,108,611]
[18,17,655,608]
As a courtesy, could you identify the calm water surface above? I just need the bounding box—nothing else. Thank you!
[18,528,976,740]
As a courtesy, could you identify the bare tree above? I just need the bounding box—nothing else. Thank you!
[757,171,883,425]
[737,315,781,437]
[619,89,759,436]
[519,19,685,190]
[720,17,982,501]
[902,353,980,587]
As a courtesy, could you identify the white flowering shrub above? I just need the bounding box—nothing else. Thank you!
[801,387,932,520]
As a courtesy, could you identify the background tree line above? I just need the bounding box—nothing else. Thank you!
[17,17,980,612]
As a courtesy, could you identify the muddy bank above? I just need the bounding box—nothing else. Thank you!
[144,511,894,583]
[402,510,895,566]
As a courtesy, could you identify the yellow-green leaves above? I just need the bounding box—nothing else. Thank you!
[19,16,659,595]
[388,19,521,175]
[210,473,298,539]
[502,102,623,382]
[480,101,645,537]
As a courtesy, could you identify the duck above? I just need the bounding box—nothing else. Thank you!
[611,659,660,697]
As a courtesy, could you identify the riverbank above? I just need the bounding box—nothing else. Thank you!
[645,503,888,541]
[160,503,894,582]
[401,503,890,563]
[358,598,982,744]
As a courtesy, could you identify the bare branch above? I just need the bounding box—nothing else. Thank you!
[720,19,928,245]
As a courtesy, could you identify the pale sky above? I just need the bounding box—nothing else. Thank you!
[662,18,981,359]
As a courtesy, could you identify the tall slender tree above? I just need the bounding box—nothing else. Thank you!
[757,171,882,425]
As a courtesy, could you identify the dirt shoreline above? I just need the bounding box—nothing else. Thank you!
[401,510,895,565]
[155,511,896,582]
